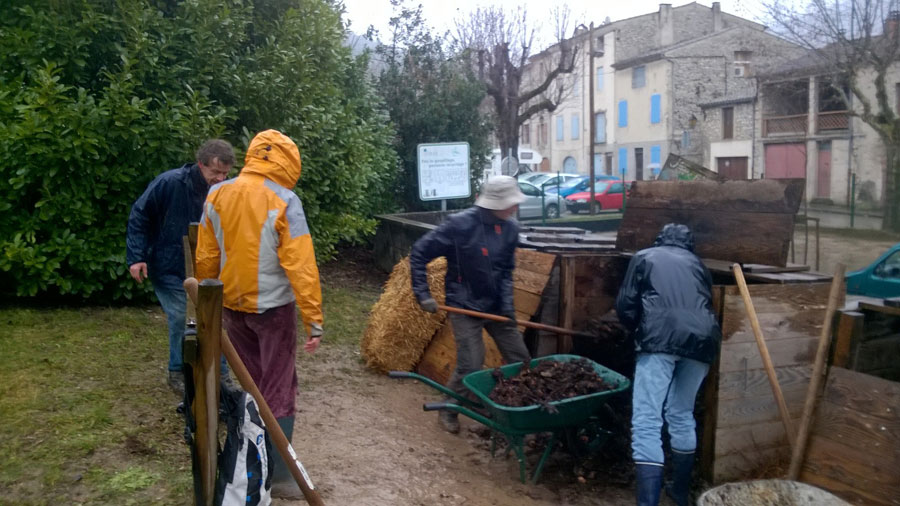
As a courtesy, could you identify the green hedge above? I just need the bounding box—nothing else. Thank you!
[0,0,399,300]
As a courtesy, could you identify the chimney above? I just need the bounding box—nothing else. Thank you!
[713,2,723,31]
[886,10,900,40]
[659,4,674,46]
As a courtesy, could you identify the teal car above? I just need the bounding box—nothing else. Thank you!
[846,243,900,298]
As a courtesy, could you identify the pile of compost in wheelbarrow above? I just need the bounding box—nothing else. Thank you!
[489,358,616,408]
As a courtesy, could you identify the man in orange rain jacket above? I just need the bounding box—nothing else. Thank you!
[196,129,323,499]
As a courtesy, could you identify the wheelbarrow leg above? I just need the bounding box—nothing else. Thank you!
[506,435,527,484]
[531,432,557,484]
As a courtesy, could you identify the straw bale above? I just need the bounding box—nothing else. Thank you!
[360,256,447,373]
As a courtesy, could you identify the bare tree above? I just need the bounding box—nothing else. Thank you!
[765,0,900,230]
[453,6,579,168]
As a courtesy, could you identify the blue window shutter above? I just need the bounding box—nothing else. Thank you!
[650,145,661,164]
[571,114,579,140]
[597,67,604,91]
[593,153,603,172]
[618,100,628,127]
[556,116,564,141]
[595,112,606,143]
[650,94,661,124]
[618,147,628,174]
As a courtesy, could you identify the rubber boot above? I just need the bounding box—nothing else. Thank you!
[271,416,303,500]
[665,451,694,506]
[635,463,664,506]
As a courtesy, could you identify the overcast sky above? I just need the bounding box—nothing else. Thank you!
[341,0,769,48]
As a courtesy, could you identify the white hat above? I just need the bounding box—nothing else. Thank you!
[475,175,527,210]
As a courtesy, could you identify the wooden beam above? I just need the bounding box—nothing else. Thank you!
[194,279,223,506]
[832,311,864,368]
[557,256,575,354]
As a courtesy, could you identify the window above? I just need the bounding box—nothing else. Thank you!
[734,50,752,77]
[597,66,604,91]
[723,107,734,139]
[521,123,530,144]
[650,94,661,124]
[632,65,646,88]
[539,119,548,146]
[650,145,661,166]
[618,100,628,127]
[556,116,564,141]
[571,114,580,140]
[595,112,606,143]
[635,147,644,180]
[609,182,625,194]
[618,147,628,174]
[875,250,900,279]
[518,182,540,197]
[596,34,605,55]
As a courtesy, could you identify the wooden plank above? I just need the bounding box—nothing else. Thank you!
[801,435,900,504]
[622,179,805,214]
[716,381,808,428]
[812,399,900,460]
[718,337,819,373]
[558,256,575,354]
[515,249,557,276]
[717,365,812,401]
[720,283,832,342]
[833,311,864,368]
[700,285,725,483]
[195,280,223,506]
[714,420,796,457]
[617,208,794,266]
[571,296,616,328]
[744,263,810,273]
[818,367,900,422]
[860,301,900,317]
[713,446,789,483]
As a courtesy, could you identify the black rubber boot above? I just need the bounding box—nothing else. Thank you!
[666,450,695,506]
[635,463,664,506]
[438,410,460,434]
[271,416,303,499]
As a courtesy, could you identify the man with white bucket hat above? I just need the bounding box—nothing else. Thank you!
[410,175,532,433]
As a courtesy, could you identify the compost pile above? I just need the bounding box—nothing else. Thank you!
[489,359,615,409]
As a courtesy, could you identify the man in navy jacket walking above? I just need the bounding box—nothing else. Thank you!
[126,139,234,396]
[410,175,532,433]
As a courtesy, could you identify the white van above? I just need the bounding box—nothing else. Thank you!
[484,148,544,180]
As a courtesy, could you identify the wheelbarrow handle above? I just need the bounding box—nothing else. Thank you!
[388,370,484,410]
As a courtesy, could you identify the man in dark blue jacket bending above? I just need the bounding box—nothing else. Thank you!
[126,139,234,397]
[616,224,721,506]
[410,175,532,434]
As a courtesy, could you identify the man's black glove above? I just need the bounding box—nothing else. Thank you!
[419,297,438,313]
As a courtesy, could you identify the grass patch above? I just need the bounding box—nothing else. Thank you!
[0,273,381,504]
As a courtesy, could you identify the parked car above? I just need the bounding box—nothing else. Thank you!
[519,172,581,189]
[545,175,623,197]
[517,181,567,219]
[565,181,629,213]
[846,243,900,298]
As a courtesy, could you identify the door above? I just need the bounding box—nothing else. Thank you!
[605,153,613,175]
[716,157,749,179]
[517,182,542,218]
[764,143,806,179]
[604,182,626,210]
[635,148,644,180]
[817,141,832,198]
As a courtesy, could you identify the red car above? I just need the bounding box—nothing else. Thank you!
[565,181,630,213]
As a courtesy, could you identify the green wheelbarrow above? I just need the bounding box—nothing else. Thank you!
[390,354,630,484]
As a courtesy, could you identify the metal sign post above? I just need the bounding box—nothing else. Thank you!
[417,143,471,208]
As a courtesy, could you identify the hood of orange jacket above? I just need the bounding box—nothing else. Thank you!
[241,129,302,188]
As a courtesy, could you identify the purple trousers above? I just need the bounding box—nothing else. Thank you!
[224,303,298,418]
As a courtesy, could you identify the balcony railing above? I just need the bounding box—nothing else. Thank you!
[763,114,808,137]
[816,110,850,132]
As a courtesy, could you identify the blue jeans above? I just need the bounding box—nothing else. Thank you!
[153,276,187,373]
[631,353,710,465]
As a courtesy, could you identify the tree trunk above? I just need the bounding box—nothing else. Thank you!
[884,139,900,232]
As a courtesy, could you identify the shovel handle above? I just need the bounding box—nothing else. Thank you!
[437,304,591,338]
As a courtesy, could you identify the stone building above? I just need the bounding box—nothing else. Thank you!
[519,2,802,180]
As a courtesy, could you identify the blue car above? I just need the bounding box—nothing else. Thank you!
[846,243,900,298]
[544,175,622,197]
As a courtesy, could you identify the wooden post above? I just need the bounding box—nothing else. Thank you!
[194,279,222,506]
[832,310,864,368]
[732,264,796,450]
[787,264,845,480]
[557,256,575,354]
[699,285,725,483]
